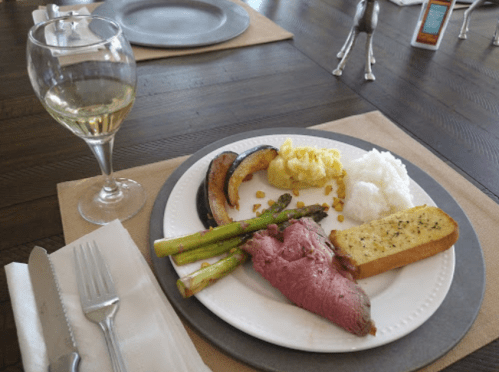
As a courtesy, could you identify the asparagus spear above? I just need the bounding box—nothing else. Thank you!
[172,193,292,265]
[172,235,248,266]
[259,193,292,216]
[177,248,249,298]
[154,197,323,258]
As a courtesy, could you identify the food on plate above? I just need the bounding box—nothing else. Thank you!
[329,205,459,280]
[174,194,291,296]
[267,138,343,189]
[196,182,218,229]
[174,194,292,265]
[177,247,249,298]
[173,196,329,297]
[241,218,376,336]
[342,149,414,223]
[204,151,238,226]
[333,197,344,212]
[155,198,325,257]
[176,210,329,298]
[196,146,279,227]
[225,145,278,209]
[336,174,346,198]
[172,235,249,266]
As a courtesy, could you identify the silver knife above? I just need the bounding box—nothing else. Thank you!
[28,246,81,372]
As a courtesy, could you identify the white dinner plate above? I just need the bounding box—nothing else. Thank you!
[162,134,455,352]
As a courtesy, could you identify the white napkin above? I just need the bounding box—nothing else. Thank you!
[32,6,91,25]
[5,220,212,372]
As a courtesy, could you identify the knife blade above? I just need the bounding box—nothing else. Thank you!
[28,246,81,372]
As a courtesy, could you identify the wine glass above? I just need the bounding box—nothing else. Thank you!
[27,14,146,225]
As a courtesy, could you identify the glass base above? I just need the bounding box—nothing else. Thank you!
[78,177,146,225]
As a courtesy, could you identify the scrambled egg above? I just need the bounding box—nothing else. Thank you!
[267,138,343,189]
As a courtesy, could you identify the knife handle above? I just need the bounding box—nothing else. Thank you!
[49,352,80,372]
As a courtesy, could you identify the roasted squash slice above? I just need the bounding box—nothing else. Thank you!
[197,151,238,228]
[224,145,278,209]
[196,181,217,228]
[205,151,238,225]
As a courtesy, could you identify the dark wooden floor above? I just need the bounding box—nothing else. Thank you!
[1,0,499,370]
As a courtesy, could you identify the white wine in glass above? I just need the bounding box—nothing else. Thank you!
[27,14,146,225]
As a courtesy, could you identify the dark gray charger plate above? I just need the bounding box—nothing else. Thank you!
[149,128,485,372]
[93,0,250,48]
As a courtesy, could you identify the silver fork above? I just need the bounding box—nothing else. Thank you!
[46,4,80,45]
[74,241,128,372]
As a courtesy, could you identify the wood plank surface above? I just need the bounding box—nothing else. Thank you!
[1,0,499,371]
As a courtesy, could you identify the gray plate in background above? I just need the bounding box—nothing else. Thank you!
[93,0,250,48]
[149,128,485,372]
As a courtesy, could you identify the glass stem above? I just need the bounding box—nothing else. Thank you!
[85,136,121,201]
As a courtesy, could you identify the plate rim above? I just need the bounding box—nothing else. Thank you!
[149,127,485,372]
[92,0,250,48]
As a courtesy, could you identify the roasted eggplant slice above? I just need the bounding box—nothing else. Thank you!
[225,145,278,209]
[205,151,238,225]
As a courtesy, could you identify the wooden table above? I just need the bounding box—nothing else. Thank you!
[1,0,499,370]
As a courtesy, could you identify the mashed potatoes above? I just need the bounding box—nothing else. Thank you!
[267,138,343,189]
[343,149,414,222]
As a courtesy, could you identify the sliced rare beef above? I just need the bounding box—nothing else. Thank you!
[241,217,376,337]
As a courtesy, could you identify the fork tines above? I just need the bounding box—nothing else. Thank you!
[74,241,118,307]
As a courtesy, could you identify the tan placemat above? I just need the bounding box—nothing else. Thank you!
[57,111,499,372]
[54,1,293,61]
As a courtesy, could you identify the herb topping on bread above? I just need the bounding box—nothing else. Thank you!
[329,205,459,279]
